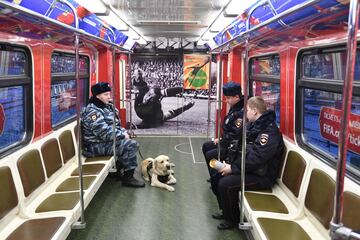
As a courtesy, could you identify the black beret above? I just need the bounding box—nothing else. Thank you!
[223,81,242,96]
[91,82,111,96]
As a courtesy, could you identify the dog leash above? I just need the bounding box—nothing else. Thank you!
[137,145,146,161]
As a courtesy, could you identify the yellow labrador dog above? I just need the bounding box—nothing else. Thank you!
[141,155,176,192]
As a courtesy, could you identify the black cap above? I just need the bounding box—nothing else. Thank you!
[91,82,111,96]
[223,81,242,96]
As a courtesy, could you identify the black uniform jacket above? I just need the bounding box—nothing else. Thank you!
[221,97,244,147]
[231,110,284,185]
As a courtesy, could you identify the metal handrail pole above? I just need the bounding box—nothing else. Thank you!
[265,0,288,27]
[56,0,86,229]
[217,50,224,162]
[111,46,117,172]
[207,54,212,139]
[330,0,359,238]
[238,35,252,231]
[238,1,258,230]
[44,0,57,17]
[128,53,134,136]
[73,32,86,229]
[59,0,86,228]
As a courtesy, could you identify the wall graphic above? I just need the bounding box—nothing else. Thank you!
[183,54,210,90]
[129,54,216,136]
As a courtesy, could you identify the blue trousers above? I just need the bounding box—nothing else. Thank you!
[83,138,138,171]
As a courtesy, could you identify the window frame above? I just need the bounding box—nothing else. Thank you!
[249,54,281,125]
[0,43,33,157]
[296,44,360,181]
[50,51,90,129]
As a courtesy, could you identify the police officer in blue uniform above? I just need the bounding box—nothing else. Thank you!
[81,82,145,188]
[211,96,284,230]
[202,81,244,179]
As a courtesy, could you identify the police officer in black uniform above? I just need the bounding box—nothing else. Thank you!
[202,81,244,179]
[133,68,194,128]
[211,96,284,230]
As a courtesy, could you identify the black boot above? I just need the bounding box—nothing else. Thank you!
[122,170,145,188]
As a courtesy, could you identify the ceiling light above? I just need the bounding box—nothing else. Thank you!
[225,0,258,15]
[99,12,128,31]
[137,20,201,25]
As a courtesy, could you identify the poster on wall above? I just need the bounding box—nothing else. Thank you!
[183,54,210,90]
[129,54,216,136]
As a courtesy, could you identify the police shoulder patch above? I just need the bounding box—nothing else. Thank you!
[259,133,269,146]
[91,113,97,121]
[235,118,243,128]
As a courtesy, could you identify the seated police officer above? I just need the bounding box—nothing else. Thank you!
[211,96,284,230]
[81,82,145,188]
[202,81,244,179]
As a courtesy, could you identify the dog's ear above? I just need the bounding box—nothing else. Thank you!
[153,159,158,170]
[145,157,154,162]
[169,162,175,167]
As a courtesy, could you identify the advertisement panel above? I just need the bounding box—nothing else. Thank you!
[183,55,210,90]
[319,107,360,154]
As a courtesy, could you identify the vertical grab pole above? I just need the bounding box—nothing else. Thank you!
[238,2,269,230]
[331,0,359,238]
[74,32,86,229]
[238,36,251,230]
[128,53,134,136]
[111,46,117,171]
[207,54,212,139]
[60,0,86,229]
[217,51,223,161]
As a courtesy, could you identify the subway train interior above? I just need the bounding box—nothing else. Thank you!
[0,0,359,239]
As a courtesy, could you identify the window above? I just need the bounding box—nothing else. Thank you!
[51,52,89,128]
[250,55,281,125]
[297,46,360,176]
[0,44,32,156]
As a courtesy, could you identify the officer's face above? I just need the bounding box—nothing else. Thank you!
[247,106,258,122]
[96,91,112,104]
[225,95,240,106]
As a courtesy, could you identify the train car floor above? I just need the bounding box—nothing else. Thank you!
[67,136,246,240]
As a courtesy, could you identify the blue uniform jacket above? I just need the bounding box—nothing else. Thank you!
[81,96,126,148]
[231,110,284,185]
[221,97,244,147]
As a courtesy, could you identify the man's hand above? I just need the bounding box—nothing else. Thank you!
[124,132,130,139]
[219,163,232,176]
[213,138,219,144]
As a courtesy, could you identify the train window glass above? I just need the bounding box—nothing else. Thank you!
[252,81,280,124]
[251,56,280,76]
[0,86,26,150]
[0,46,32,157]
[0,51,26,76]
[250,55,281,126]
[302,52,360,82]
[51,52,89,128]
[298,47,360,176]
[51,54,89,74]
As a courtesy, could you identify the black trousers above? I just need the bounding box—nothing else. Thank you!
[212,173,270,223]
[202,140,228,178]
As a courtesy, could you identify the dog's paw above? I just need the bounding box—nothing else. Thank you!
[167,179,176,185]
[166,186,175,192]
[143,177,150,182]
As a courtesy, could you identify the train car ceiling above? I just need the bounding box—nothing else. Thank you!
[75,0,258,50]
